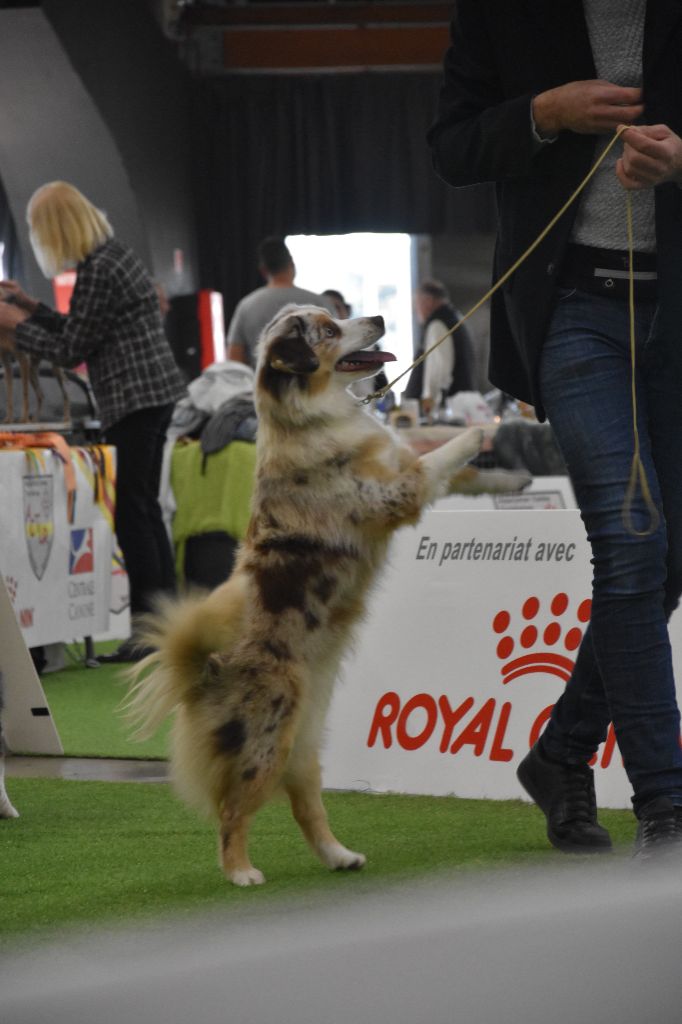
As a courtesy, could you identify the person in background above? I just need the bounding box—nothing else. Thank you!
[226,237,336,367]
[404,279,476,419]
[0,181,186,663]
[428,1,682,860]
[322,288,352,320]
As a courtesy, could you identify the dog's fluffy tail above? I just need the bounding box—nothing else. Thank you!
[123,578,246,739]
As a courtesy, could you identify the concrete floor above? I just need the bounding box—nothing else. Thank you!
[4,864,682,1024]
[5,755,168,783]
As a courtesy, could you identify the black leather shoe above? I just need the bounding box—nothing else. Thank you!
[517,743,613,853]
[97,641,153,664]
[633,797,682,863]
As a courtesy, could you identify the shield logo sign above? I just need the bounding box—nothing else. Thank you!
[23,475,55,581]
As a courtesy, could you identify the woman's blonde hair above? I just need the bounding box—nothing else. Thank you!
[27,181,114,278]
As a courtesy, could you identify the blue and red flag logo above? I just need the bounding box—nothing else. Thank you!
[69,528,94,574]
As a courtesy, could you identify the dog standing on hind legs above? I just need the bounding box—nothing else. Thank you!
[125,304,483,886]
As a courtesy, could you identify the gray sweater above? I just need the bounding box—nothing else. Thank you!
[570,0,655,253]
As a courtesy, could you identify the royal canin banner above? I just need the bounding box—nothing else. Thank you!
[0,446,115,647]
[323,509,682,810]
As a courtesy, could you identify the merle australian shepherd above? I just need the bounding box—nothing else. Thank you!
[125,305,483,885]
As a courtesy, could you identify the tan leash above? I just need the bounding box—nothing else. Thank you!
[366,125,658,536]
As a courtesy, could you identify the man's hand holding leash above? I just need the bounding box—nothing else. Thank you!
[617,124,682,189]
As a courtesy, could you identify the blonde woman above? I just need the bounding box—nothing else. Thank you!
[0,182,186,662]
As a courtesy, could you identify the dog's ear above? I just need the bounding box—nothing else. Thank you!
[203,652,228,685]
[267,315,320,376]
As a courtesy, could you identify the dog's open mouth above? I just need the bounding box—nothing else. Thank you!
[335,349,397,373]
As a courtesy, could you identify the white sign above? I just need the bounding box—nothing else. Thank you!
[0,446,114,647]
[0,573,62,755]
[323,509,682,809]
[436,475,577,512]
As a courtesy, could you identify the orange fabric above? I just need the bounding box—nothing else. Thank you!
[0,431,77,523]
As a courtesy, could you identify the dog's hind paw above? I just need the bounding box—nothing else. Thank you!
[229,867,266,887]
[319,842,367,872]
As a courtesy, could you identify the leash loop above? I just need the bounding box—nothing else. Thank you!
[621,190,660,537]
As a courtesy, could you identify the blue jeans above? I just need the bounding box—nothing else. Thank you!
[538,288,682,814]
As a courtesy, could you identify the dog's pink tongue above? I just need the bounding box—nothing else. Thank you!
[343,350,396,363]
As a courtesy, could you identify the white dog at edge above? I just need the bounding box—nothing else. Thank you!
[0,677,19,818]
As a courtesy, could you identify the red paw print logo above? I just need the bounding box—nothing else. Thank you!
[493,593,591,685]
[4,575,18,605]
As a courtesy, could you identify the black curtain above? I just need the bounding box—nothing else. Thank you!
[0,173,23,282]
[190,72,495,322]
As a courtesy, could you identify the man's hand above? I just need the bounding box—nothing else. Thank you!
[616,124,682,189]
[0,301,28,331]
[532,80,644,138]
[0,279,38,314]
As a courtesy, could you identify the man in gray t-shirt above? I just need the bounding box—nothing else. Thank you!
[226,237,336,367]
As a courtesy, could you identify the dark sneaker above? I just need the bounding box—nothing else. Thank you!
[97,640,153,664]
[517,743,612,853]
[632,797,682,863]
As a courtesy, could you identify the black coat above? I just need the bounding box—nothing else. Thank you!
[428,0,682,417]
[404,302,476,401]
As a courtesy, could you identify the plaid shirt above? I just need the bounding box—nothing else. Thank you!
[16,238,186,431]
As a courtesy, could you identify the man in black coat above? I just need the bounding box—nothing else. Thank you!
[404,279,476,417]
[429,1,682,860]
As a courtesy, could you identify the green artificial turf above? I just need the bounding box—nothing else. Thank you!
[0,778,638,945]
[38,643,169,759]
[11,648,638,947]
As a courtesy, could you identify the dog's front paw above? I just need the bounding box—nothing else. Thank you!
[457,426,485,463]
[421,426,486,490]
[492,468,532,493]
[228,867,266,887]
[319,842,367,872]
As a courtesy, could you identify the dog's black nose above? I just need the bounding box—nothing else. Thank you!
[369,315,384,330]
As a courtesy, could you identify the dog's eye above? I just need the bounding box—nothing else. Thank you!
[324,327,336,337]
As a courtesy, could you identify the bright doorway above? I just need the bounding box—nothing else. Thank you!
[286,232,414,393]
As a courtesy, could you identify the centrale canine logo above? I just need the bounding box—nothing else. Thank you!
[69,528,94,575]
[493,592,592,685]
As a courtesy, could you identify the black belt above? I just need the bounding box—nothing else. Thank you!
[558,243,658,301]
